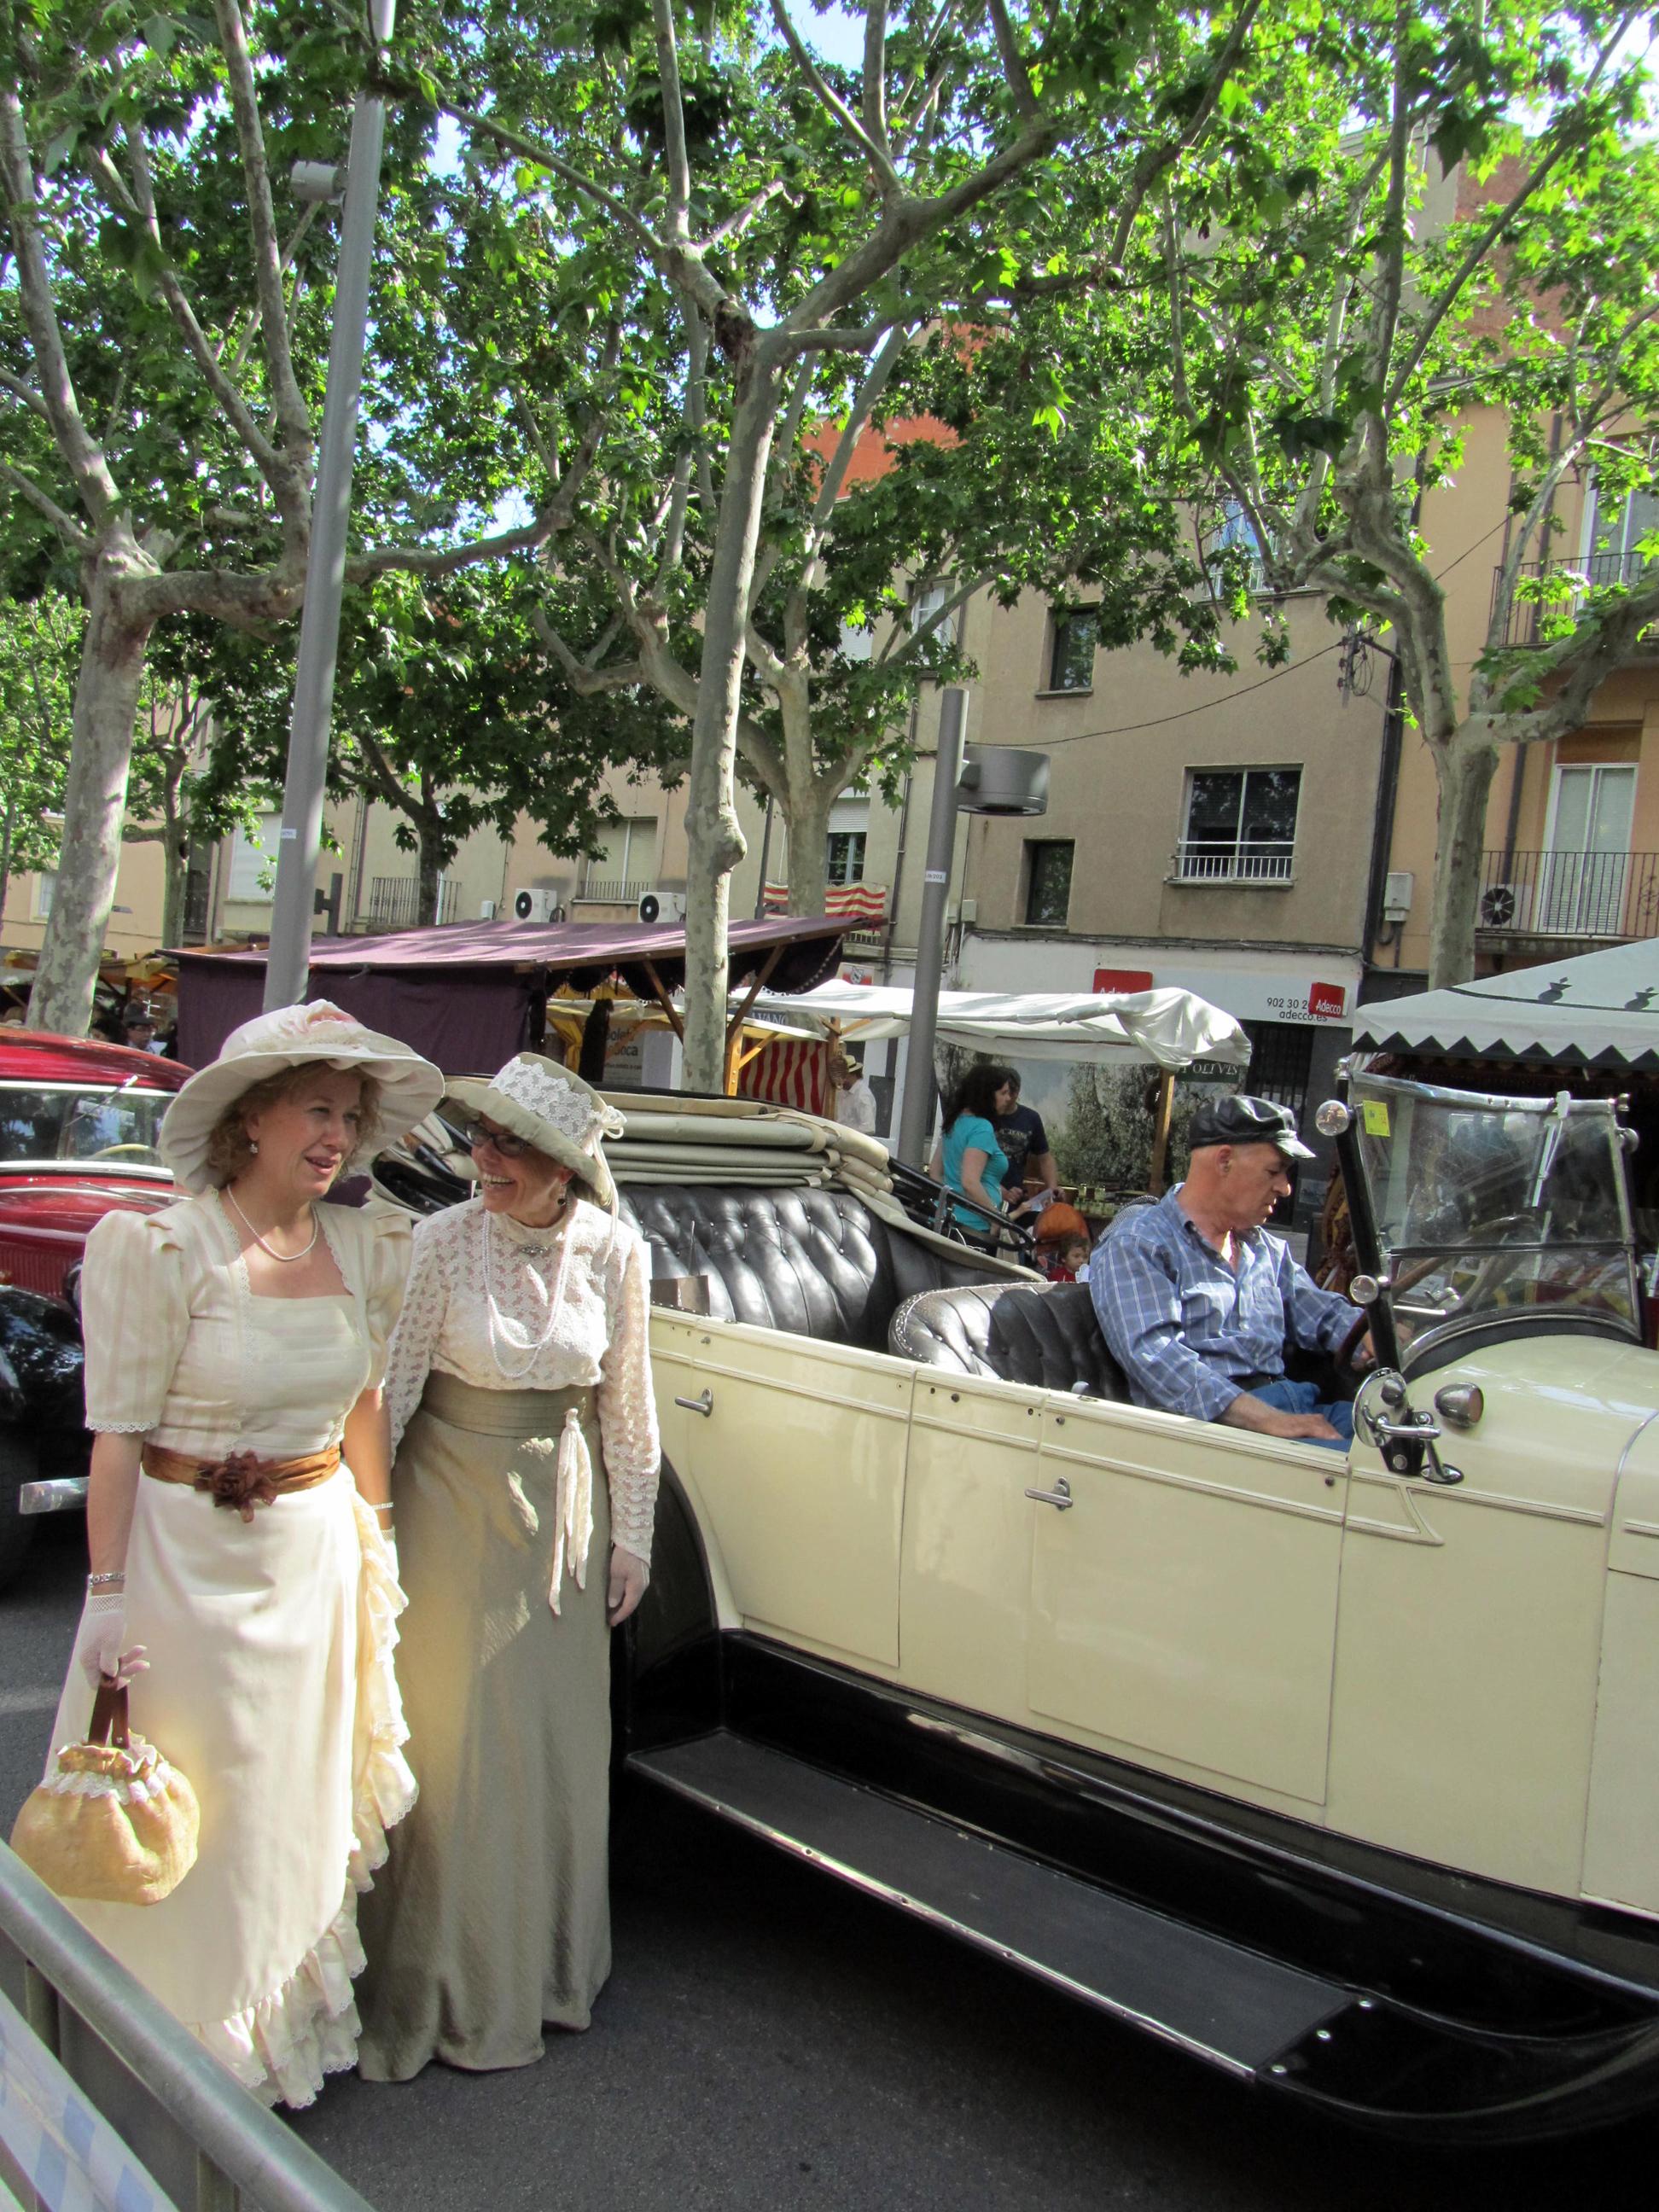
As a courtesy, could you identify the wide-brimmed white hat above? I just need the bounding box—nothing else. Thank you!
[159,1000,445,1194]
[445,1054,625,1208]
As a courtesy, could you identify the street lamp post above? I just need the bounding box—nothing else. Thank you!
[263,0,398,1012]
[894,686,1049,1167]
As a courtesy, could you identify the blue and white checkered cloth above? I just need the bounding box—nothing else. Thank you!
[1090,1188,1354,1422]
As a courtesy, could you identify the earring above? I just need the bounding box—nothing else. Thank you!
[248,1139,259,1155]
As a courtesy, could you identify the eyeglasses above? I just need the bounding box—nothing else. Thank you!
[469,1121,530,1159]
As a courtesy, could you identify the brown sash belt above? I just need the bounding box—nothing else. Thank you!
[142,1442,341,1523]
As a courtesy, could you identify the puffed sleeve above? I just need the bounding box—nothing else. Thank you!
[597,1225,661,1565]
[358,1199,414,1393]
[80,1208,190,1435]
[383,1212,452,1453]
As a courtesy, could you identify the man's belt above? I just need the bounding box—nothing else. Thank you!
[141,1442,341,1523]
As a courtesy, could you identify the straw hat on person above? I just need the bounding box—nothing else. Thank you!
[445,1054,625,1210]
[159,1000,445,1195]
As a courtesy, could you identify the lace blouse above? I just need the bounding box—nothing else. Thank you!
[383,1196,661,1564]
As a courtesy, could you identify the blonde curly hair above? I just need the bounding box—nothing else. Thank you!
[201,1062,384,1189]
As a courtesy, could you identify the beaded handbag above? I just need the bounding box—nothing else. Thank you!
[11,1679,200,1906]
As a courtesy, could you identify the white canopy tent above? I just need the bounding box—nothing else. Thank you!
[1353,941,1659,1071]
[741,983,1253,1071]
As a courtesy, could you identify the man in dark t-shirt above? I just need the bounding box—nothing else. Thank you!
[995,1074,1059,1203]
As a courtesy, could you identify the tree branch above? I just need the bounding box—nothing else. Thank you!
[651,0,693,240]
[210,0,313,474]
[443,99,730,324]
[0,86,122,527]
[0,455,93,548]
[1105,0,1262,267]
[768,0,902,198]
[114,128,288,490]
[0,367,49,422]
[985,0,1041,125]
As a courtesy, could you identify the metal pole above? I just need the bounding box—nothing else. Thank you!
[896,686,966,1167]
[753,793,775,920]
[263,0,398,1012]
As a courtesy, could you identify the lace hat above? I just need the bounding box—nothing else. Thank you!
[159,1000,445,1193]
[445,1054,625,1208]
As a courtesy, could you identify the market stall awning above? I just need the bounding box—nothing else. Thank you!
[742,982,1252,1071]
[173,914,846,1073]
[1352,941,1659,1071]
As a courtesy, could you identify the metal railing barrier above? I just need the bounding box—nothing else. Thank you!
[0,1842,376,2212]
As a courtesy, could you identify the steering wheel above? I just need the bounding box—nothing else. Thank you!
[1335,1307,1374,1369]
[1455,1211,1540,1308]
[85,1143,158,1160]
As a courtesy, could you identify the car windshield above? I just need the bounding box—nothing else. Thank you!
[0,1085,170,1167]
[1349,1073,1639,1358]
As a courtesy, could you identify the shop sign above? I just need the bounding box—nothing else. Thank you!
[1093,967,1155,993]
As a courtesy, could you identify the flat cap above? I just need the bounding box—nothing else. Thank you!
[1188,1092,1313,1160]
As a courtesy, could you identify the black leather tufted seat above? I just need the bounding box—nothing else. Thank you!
[888,1282,1130,1399]
[620,1185,1010,1353]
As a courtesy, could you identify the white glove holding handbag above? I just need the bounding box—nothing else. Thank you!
[72,1590,148,1691]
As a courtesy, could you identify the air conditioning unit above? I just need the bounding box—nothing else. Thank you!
[637,890,687,926]
[512,888,563,923]
[1479,882,1517,929]
[1382,871,1414,924]
[479,899,498,921]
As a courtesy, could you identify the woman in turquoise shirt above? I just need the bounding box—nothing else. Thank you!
[933,1063,1045,1236]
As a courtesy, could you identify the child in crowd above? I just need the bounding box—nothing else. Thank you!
[1046,1232,1093,1284]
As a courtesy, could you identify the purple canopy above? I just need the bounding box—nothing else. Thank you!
[173,914,847,1074]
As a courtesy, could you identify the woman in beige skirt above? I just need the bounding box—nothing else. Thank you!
[357,1057,660,2079]
[42,1002,443,2104]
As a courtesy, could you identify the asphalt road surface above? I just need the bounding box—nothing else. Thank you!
[5,1511,1656,2210]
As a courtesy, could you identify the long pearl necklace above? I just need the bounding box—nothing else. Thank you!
[224,1185,319,1263]
[484,1199,573,1382]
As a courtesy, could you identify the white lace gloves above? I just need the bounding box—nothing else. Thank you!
[608,1545,649,1627]
[72,1591,148,1691]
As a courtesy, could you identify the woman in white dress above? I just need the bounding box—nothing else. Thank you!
[357,1055,659,2079]
[51,1002,443,2107]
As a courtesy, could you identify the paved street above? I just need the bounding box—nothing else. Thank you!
[5,1510,1656,2211]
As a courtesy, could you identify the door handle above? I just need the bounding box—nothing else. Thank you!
[1024,1478,1073,1511]
[674,1388,713,1417]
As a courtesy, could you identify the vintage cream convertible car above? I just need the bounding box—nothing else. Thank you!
[372,1068,1659,2139]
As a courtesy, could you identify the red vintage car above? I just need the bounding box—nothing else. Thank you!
[0,1031,190,1587]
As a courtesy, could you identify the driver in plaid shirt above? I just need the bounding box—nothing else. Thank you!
[1091,1096,1367,1449]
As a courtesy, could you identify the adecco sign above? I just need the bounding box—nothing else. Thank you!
[1092,967,1350,1025]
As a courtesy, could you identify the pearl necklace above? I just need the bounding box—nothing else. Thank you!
[483,1201,573,1382]
[224,1186,320,1263]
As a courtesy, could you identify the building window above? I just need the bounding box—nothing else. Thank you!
[1177,768,1300,882]
[227,813,282,903]
[911,580,950,636]
[826,831,867,886]
[31,870,55,919]
[1045,608,1097,692]
[1024,840,1074,927]
[1584,477,1659,585]
[580,816,657,899]
[1206,501,1266,593]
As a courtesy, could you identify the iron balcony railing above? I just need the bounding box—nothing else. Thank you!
[573,876,655,905]
[1492,551,1659,650]
[365,876,458,929]
[1171,841,1295,884]
[1478,848,1659,940]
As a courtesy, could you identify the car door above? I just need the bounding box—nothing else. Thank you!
[1024,1397,1349,1807]
[650,1312,914,1671]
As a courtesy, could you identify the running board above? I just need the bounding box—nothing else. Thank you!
[627,1731,1348,2078]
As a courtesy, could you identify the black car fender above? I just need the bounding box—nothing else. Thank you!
[0,1285,84,1429]
[610,1458,723,1756]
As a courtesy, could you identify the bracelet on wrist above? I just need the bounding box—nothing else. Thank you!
[370,1499,395,1516]
[87,1570,125,1592]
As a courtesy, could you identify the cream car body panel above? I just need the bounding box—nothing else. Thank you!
[1585,1400,1659,1917]
[1324,1335,1644,1895]
[1028,1400,1348,1805]
[658,1316,912,1671]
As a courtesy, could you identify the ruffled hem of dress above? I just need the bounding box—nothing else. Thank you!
[188,1502,416,2110]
